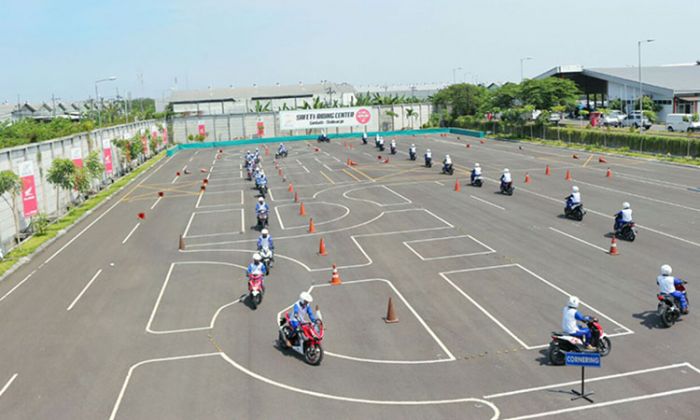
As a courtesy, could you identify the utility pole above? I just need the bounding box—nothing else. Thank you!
[520,57,533,81]
[638,39,655,134]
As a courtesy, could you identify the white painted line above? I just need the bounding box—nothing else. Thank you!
[301,165,310,173]
[485,362,693,399]
[188,156,193,162]
[440,272,530,349]
[404,235,496,261]
[575,179,700,213]
[240,189,244,205]
[274,206,285,230]
[268,188,275,202]
[504,387,700,420]
[549,227,608,253]
[470,195,505,210]
[295,159,303,165]
[121,223,141,244]
[0,270,36,304]
[435,181,444,186]
[182,213,196,238]
[67,269,103,311]
[332,156,341,162]
[241,208,245,233]
[149,196,162,210]
[0,373,18,398]
[323,163,333,172]
[170,175,179,184]
[382,185,413,205]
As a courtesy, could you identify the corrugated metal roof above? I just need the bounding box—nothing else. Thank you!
[168,83,356,103]
[585,64,700,93]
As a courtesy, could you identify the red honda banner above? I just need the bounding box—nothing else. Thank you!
[18,161,38,217]
[256,121,265,137]
[162,127,168,145]
[198,121,206,136]
[102,138,113,175]
[141,134,149,155]
[70,147,83,168]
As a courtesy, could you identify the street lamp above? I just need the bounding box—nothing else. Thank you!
[638,39,654,134]
[452,67,463,84]
[520,57,533,81]
[95,76,117,127]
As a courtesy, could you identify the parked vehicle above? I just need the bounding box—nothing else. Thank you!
[621,113,652,130]
[600,111,626,127]
[666,114,700,132]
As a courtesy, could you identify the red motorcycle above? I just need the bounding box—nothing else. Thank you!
[548,318,611,365]
[247,273,264,310]
[278,310,324,365]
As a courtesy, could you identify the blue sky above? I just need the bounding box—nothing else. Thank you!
[2,0,699,103]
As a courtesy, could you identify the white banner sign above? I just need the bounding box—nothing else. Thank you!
[279,107,375,130]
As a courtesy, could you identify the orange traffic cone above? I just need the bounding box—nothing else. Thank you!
[203,178,208,184]
[137,212,145,219]
[599,156,607,163]
[158,191,164,197]
[545,165,551,176]
[606,168,612,178]
[384,297,399,323]
[525,173,531,184]
[609,237,619,255]
[308,218,316,233]
[454,179,461,192]
[299,202,306,216]
[265,147,269,156]
[200,168,208,173]
[179,235,185,251]
[383,158,390,164]
[572,154,579,159]
[346,158,351,165]
[278,169,283,177]
[288,183,293,192]
[319,237,328,256]
[176,171,181,176]
[330,264,342,285]
[466,143,471,148]
[200,185,206,191]
[294,191,299,203]
[565,169,572,181]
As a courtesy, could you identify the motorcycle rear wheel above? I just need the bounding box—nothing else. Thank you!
[548,344,565,365]
[660,309,676,328]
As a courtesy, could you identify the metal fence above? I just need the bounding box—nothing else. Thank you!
[0,120,161,252]
[171,104,433,143]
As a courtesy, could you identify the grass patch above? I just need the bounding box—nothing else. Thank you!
[488,134,700,167]
[0,152,166,277]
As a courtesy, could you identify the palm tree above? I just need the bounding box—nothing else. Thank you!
[405,108,418,128]
[385,110,398,131]
[312,97,324,109]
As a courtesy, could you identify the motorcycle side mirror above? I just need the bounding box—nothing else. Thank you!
[316,309,323,321]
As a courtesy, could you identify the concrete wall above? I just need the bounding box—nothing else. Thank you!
[172,104,433,143]
[0,120,162,252]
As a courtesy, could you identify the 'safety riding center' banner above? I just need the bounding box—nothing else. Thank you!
[279,107,375,130]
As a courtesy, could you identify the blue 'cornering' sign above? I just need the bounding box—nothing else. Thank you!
[565,352,601,367]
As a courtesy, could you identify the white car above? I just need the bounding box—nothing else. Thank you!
[621,114,652,130]
[600,111,626,127]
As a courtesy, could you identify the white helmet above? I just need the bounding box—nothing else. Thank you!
[426,148,431,152]
[253,253,262,262]
[660,264,672,276]
[261,228,269,236]
[259,170,265,176]
[446,154,450,159]
[623,202,630,209]
[572,186,579,193]
[567,296,580,308]
[411,144,415,147]
[504,168,510,173]
[299,291,313,304]
[258,197,264,203]
[475,163,480,168]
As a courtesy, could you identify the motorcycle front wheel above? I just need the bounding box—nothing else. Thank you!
[305,344,324,366]
[548,343,565,365]
[598,337,612,356]
[250,294,258,310]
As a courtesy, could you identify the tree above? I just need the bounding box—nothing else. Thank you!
[85,151,104,191]
[519,78,580,111]
[46,158,76,214]
[406,108,418,128]
[73,167,91,197]
[489,82,521,110]
[0,170,22,244]
[431,83,490,120]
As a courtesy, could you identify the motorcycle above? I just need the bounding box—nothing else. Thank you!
[548,318,611,365]
[565,202,586,221]
[390,145,397,155]
[442,163,454,175]
[425,156,432,168]
[500,181,514,195]
[260,246,274,274]
[409,150,416,161]
[471,175,483,187]
[657,281,689,328]
[317,135,330,143]
[246,166,253,181]
[614,221,637,241]
[257,211,269,231]
[278,309,325,365]
[257,182,268,199]
[247,273,265,310]
[379,143,385,152]
[275,150,288,159]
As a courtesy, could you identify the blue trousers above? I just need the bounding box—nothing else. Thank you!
[571,327,591,344]
[666,292,688,310]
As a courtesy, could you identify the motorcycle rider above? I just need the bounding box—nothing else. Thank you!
[614,202,633,231]
[562,296,594,350]
[255,169,267,187]
[424,148,432,166]
[378,136,385,149]
[471,163,482,184]
[443,154,453,172]
[257,228,275,251]
[566,186,582,211]
[500,168,512,188]
[256,196,269,217]
[409,143,417,159]
[390,138,397,151]
[657,264,688,314]
[278,143,287,155]
[362,131,368,144]
[247,253,267,285]
[285,291,318,346]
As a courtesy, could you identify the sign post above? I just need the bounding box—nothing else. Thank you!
[565,352,600,403]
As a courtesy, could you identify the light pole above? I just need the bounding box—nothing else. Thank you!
[452,67,463,84]
[95,76,117,127]
[638,39,654,134]
[520,57,533,81]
